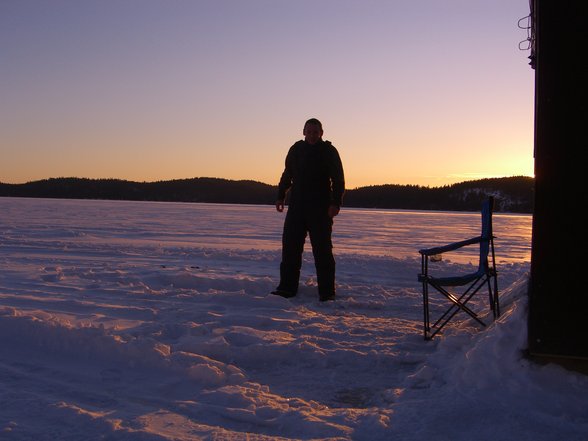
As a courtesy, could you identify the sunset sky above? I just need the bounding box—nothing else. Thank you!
[1,0,535,189]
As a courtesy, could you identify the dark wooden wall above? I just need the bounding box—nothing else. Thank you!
[528,1,588,359]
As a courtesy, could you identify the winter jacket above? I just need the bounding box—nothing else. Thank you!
[277,140,345,209]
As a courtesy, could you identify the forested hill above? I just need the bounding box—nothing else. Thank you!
[0,176,534,213]
[344,176,534,213]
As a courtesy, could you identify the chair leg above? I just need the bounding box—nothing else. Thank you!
[493,273,500,317]
[423,280,431,339]
[486,277,496,318]
[421,255,432,340]
[489,239,500,317]
[482,269,500,319]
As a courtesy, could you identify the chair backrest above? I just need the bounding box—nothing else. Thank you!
[478,197,494,271]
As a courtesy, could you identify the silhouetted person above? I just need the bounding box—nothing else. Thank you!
[273,118,345,301]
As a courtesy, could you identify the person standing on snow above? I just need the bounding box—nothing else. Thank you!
[272,118,345,301]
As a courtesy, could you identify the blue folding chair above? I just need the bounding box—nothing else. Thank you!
[418,197,500,340]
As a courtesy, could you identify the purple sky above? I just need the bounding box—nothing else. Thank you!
[1,0,535,188]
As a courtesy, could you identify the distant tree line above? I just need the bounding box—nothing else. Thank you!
[0,176,534,213]
[344,176,534,212]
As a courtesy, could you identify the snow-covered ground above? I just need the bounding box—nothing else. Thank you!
[0,197,586,441]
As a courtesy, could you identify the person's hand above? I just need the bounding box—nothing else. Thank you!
[276,199,285,212]
[328,205,340,218]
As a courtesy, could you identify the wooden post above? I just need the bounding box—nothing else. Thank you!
[528,1,588,360]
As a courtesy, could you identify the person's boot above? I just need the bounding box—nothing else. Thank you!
[317,266,336,301]
[319,292,336,302]
[271,289,297,298]
[272,264,299,298]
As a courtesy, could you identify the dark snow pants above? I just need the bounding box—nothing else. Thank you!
[278,206,335,297]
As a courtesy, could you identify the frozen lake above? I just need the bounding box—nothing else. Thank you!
[5,197,576,441]
[1,197,532,265]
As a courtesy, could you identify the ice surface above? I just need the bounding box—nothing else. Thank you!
[1,197,585,441]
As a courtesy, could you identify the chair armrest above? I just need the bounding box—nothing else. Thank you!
[419,236,482,256]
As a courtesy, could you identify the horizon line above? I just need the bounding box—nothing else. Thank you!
[1,174,535,190]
